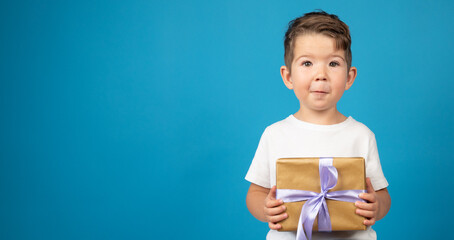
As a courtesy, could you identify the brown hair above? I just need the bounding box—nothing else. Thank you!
[284,10,352,72]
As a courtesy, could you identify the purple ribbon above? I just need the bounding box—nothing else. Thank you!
[276,157,366,240]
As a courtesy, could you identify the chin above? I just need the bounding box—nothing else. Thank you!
[309,105,334,112]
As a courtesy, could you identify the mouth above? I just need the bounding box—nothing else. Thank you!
[311,91,329,94]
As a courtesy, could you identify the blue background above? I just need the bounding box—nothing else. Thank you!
[1,0,453,239]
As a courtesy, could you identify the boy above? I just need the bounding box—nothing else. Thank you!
[245,11,391,240]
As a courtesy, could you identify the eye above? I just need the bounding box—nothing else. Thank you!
[329,61,340,67]
[302,61,312,67]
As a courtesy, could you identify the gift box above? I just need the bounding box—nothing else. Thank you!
[276,157,366,236]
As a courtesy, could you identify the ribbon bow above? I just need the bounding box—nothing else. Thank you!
[276,157,366,240]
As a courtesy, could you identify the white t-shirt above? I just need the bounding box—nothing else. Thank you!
[245,115,389,240]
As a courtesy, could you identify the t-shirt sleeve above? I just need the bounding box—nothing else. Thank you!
[245,128,271,188]
[366,134,389,191]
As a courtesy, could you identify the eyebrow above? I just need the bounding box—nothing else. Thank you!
[295,54,346,62]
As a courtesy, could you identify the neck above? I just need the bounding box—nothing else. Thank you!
[293,107,347,125]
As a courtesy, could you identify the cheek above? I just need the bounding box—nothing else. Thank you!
[331,82,347,99]
[292,81,310,99]
[291,71,311,86]
[330,74,348,89]
[332,81,346,89]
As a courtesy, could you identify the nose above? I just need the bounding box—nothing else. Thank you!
[315,65,327,81]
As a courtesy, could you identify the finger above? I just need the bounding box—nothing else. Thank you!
[355,209,375,218]
[265,204,286,216]
[359,192,376,203]
[355,201,376,211]
[265,199,284,208]
[268,185,277,200]
[365,178,375,193]
[363,218,376,226]
[268,212,288,223]
[268,222,282,230]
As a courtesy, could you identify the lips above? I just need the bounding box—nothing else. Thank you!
[309,83,330,93]
[310,90,329,98]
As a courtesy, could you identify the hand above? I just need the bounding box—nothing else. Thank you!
[355,177,379,226]
[264,185,288,230]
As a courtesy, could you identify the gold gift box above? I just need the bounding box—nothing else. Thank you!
[276,157,366,232]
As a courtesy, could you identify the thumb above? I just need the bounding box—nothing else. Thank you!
[365,177,375,193]
[268,185,277,200]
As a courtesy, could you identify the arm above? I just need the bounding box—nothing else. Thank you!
[355,178,391,225]
[375,188,391,221]
[246,183,288,229]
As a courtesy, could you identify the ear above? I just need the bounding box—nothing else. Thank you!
[345,66,357,90]
[281,65,293,90]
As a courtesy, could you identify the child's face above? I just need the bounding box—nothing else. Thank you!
[281,33,357,113]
